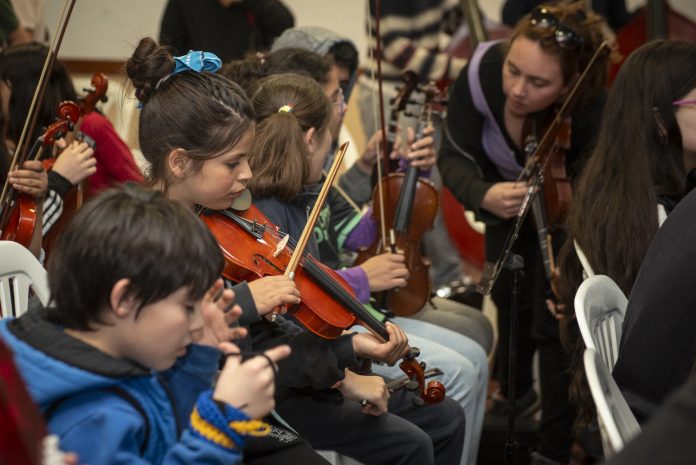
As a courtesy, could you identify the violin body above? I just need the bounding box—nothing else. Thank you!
[0,194,37,246]
[539,115,572,231]
[355,172,439,316]
[201,205,387,340]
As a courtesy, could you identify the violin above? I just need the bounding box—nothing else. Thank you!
[355,73,440,316]
[0,102,80,246]
[41,73,108,257]
[200,204,446,404]
[523,110,572,297]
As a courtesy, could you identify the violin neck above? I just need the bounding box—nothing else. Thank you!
[530,195,555,281]
[392,166,419,233]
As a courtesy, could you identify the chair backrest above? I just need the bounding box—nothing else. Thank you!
[574,274,627,370]
[0,241,50,319]
[583,347,641,457]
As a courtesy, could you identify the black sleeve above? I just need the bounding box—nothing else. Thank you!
[501,0,538,27]
[243,0,294,47]
[437,57,501,225]
[227,281,261,327]
[248,319,360,390]
[613,188,696,423]
[159,0,189,55]
[47,170,73,198]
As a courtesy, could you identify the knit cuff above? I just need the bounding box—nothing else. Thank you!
[189,389,271,451]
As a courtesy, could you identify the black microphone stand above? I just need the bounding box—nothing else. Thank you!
[505,253,525,465]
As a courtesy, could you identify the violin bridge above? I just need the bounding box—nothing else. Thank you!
[274,234,290,257]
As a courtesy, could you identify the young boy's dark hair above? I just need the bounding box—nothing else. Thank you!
[46,184,224,330]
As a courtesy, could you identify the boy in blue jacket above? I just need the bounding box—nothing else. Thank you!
[0,185,290,465]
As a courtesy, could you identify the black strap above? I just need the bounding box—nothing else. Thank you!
[44,386,150,455]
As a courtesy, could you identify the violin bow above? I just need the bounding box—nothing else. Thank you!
[477,41,611,295]
[321,170,363,214]
[366,0,393,252]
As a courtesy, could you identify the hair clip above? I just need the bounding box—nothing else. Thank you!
[277,104,294,113]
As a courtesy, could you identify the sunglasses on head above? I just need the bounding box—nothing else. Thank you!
[530,7,584,50]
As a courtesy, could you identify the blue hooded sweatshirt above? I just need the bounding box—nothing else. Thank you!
[0,308,243,465]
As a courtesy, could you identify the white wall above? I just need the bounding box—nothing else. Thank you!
[47,0,695,61]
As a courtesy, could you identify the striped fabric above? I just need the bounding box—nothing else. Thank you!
[42,189,63,236]
[365,0,466,83]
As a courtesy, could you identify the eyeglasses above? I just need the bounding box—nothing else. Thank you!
[530,7,584,50]
[332,87,346,114]
[673,99,696,107]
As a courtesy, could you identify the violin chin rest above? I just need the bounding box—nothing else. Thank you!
[231,189,252,211]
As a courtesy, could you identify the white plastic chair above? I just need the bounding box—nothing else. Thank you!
[0,241,50,319]
[574,274,627,370]
[583,348,641,458]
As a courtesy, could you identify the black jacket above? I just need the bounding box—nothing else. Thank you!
[159,0,294,62]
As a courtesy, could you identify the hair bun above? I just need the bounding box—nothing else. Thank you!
[126,37,175,104]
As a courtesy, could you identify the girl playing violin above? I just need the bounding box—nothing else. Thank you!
[126,37,465,465]
[438,2,612,464]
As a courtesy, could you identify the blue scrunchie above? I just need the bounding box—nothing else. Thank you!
[173,50,222,74]
[154,50,221,91]
[138,50,223,108]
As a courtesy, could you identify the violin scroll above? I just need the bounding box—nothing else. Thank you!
[398,347,446,405]
[41,101,80,147]
[80,73,108,114]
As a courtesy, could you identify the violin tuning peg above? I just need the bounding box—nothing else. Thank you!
[405,380,419,391]
[100,95,109,103]
[411,396,425,407]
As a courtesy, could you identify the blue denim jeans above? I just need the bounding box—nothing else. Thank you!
[357,317,488,465]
